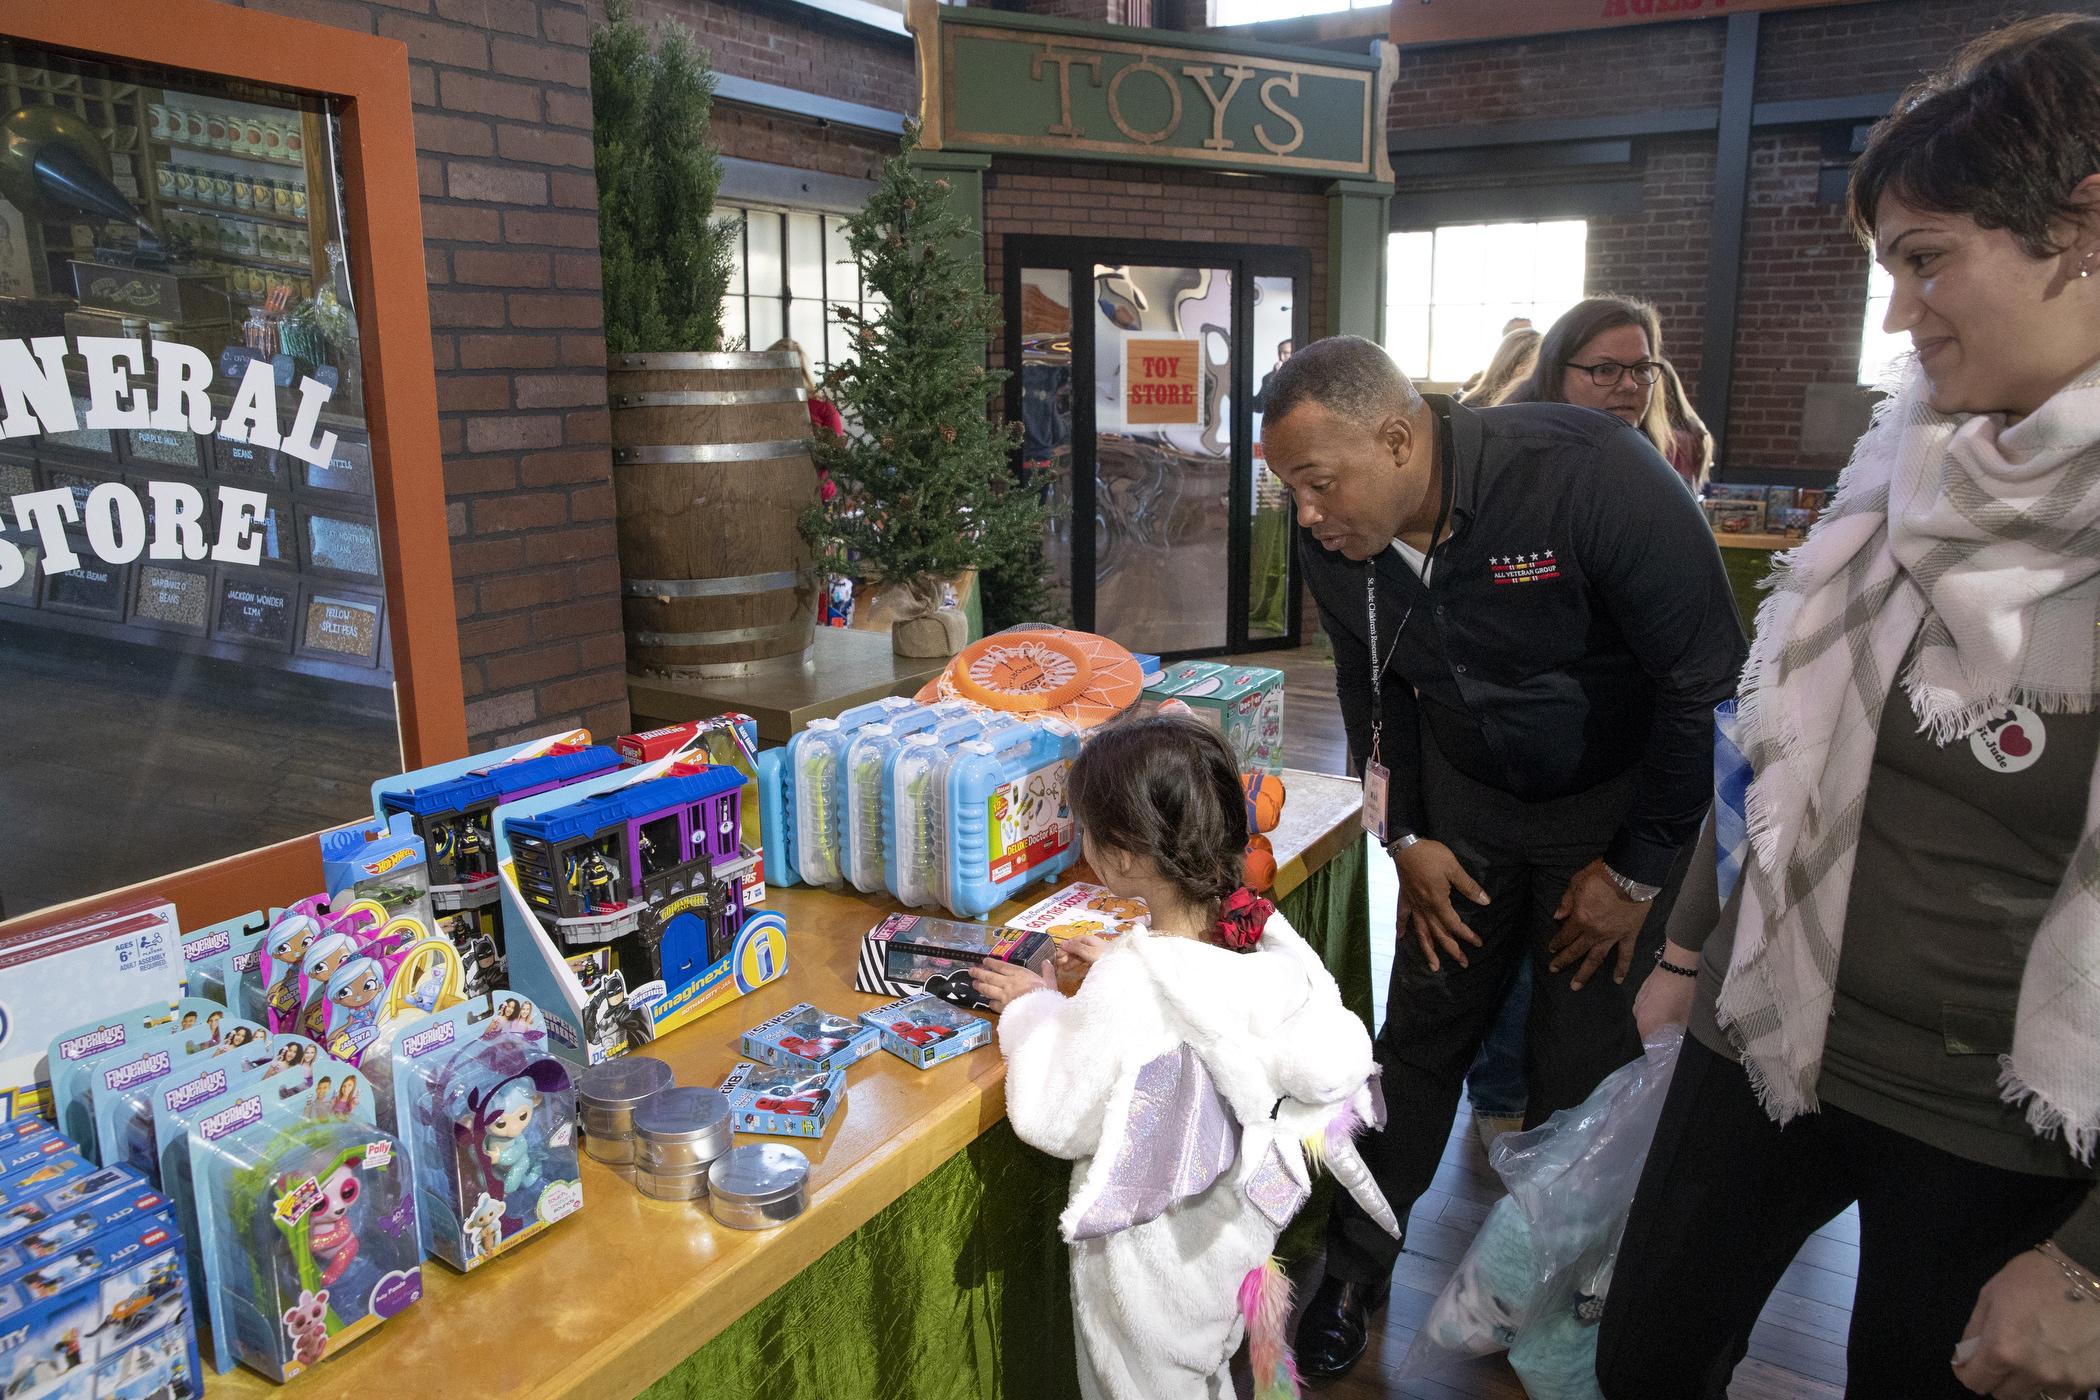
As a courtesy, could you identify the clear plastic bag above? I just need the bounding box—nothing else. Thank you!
[1399,1025,1684,1396]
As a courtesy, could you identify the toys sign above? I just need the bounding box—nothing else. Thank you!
[1122,338,1201,426]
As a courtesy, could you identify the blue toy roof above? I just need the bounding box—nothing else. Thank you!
[381,746,622,818]
[506,765,745,846]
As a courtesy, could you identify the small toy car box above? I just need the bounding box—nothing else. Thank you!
[720,1061,844,1140]
[0,1211,200,1400]
[0,1180,173,1283]
[739,1003,880,1076]
[854,913,1055,1001]
[859,996,991,1071]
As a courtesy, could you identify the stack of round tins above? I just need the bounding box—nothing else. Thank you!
[632,1086,734,1200]
[708,1143,812,1230]
[577,1055,675,1166]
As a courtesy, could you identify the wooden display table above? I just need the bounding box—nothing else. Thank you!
[208,769,1366,1400]
[626,626,950,744]
[1712,530,1800,634]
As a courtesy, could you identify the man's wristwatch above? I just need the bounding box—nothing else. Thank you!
[1603,865,1663,903]
[1387,832,1422,858]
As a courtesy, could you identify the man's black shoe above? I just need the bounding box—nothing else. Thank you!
[1293,1272,1390,1379]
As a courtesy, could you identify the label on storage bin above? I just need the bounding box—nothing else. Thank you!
[988,763,1074,884]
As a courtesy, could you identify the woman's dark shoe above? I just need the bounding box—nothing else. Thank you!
[1292,1272,1390,1379]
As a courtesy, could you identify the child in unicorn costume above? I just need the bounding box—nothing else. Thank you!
[974,716,1399,1400]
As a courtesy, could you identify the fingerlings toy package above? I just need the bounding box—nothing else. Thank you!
[91,1019,276,1181]
[384,993,581,1272]
[739,1003,880,1076]
[189,1062,422,1381]
[180,910,271,1001]
[46,998,223,1154]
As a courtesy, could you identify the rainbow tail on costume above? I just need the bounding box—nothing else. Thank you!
[1238,1258,1301,1400]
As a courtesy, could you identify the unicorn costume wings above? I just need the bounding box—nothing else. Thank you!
[998,912,1399,1400]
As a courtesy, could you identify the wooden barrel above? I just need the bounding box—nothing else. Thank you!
[609,351,819,678]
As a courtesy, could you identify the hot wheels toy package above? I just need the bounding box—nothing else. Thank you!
[382,994,582,1272]
[738,1003,880,1076]
[188,1063,422,1381]
[719,1061,844,1140]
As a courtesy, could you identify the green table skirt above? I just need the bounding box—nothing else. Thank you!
[643,838,1373,1400]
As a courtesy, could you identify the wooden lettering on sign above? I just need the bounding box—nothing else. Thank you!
[1123,339,1201,426]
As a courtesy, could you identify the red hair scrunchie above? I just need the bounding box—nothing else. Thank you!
[1214,887,1274,952]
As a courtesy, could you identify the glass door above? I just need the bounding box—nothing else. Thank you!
[1008,240,1306,659]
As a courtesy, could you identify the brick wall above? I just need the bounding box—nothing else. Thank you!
[1388,21,1727,134]
[1585,137,1717,393]
[1754,0,2094,102]
[983,160,1330,372]
[630,0,916,113]
[711,103,900,181]
[232,0,629,748]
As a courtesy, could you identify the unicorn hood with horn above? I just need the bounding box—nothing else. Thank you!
[997,907,1399,1400]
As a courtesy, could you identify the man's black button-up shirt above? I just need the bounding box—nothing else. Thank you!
[1300,395,1748,886]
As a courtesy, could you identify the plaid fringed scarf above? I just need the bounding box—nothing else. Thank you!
[1721,358,2100,1162]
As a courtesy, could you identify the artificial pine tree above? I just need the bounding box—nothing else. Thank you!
[805,126,1055,641]
[591,0,734,355]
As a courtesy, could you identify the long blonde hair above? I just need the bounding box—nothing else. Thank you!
[1646,359,1712,489]
[769,337,817,396]
[1462,328,1541,407]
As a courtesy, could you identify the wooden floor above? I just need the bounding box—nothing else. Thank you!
[1221,641,1858,1400]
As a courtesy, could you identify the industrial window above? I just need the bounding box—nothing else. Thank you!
[1385,221,1589,388]
[719,203,884,374]
[1858,260,1909,387]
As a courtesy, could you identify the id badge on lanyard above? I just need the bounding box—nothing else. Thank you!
[1361,566,1392,842]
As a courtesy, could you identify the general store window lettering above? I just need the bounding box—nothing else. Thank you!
[0,41,402,921]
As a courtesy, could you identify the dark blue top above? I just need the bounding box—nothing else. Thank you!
[1299,395,1746,884]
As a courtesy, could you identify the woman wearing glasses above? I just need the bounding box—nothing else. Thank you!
[1504,296,1672,456]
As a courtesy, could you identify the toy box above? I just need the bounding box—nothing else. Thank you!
[1144,662,1285,775]
[1,904,184,1122]
[380,994,582,1273]
[948,721,1081,917]
[616,716,769,909]
[1702,497,1765,534]
[0,1213,198,1400]
[0,1156,98,1210]
[180,911,272,1002]
[497,746,789,1065]
[841,702,971,896]
[0,1161,152,1254]
[1007,884,1149,942]
[46,999,220,1154]
[0,1182,173,1285]
[719,1061,844,1140]
[0,1133,70,1181]
[739,1003,880,1076]
[319,813,437,937]
[769,698,919,890]
[859,996,992,1071]
[881,712,1016,910]
[188,1062,422,1381]
[92,1025,277,1184]
[374,731,625,1001]
[854,913,1056,1002]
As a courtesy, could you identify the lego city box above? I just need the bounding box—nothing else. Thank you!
[859,996,992,1071]
[718,1061,844,1140]
[738,1003,880,1077]
[0,1210,199,1400]
[494,749,789,1066]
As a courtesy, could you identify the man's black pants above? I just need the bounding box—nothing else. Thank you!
[1325,739,1686,1285]
[1597,1035,2090,1399]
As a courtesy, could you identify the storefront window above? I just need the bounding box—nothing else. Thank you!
[721,204,884,375]
[1385,220,1588,386]
[1857,259,1906,387]
[1018,268,1073,617]
[0,40,399,920]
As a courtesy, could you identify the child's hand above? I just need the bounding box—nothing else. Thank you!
[1054,935,1111,971]
[970,958,1056,1013]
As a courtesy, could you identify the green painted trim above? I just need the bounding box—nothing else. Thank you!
[908,150,993,172]
[1327,181,1390,345]
[932,6,1386,72]
[908,149,989,362]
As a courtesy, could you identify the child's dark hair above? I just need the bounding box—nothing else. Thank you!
[1068,715,1247,907]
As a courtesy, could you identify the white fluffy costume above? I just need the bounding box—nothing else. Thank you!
[997,910,1397,1400]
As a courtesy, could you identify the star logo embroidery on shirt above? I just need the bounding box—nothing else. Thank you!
[1489,550,1563,585]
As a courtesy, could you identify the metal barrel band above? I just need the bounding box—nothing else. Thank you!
[631,618,813,647]
[613,351,803,371]
[611,388,808,408]
[622,571,805,599]
[637,647,815,680]
[612,440,809,465]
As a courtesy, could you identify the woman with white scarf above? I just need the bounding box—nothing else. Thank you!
[1598,17,2100,1400]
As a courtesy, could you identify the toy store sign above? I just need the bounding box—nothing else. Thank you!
[919,8,1393,180]
[1123,339,1201,427]
[0,335,345,588]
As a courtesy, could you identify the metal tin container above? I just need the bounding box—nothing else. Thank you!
[634,1161,711,1201]
[577,1056,674,1165]
[634,1086,733,1171]
[708,1143,811,1230]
